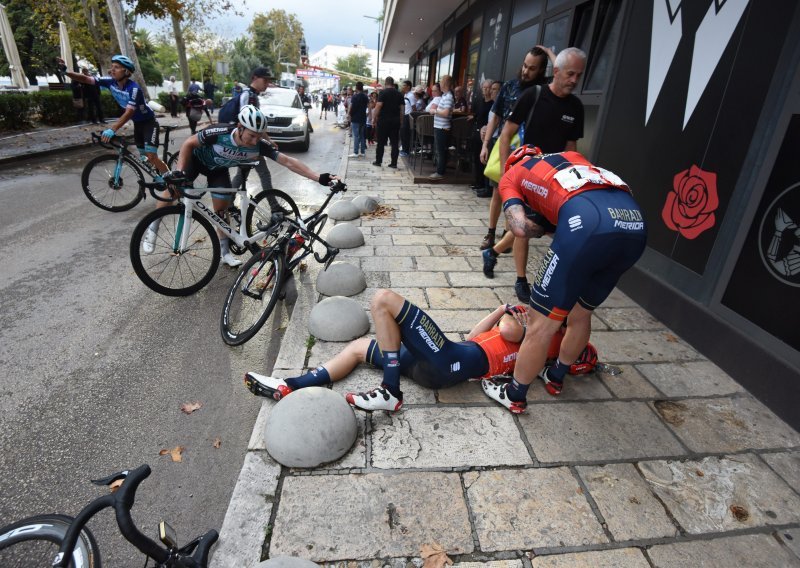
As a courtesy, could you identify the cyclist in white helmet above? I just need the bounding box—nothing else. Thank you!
[144,105,339,267]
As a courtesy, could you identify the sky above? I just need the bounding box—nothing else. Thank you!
[141,0,384,55]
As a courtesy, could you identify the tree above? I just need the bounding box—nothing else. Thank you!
[0,0,59,85]
[248,9,304,72]
[229,37,260,84]
[334,53,371,78]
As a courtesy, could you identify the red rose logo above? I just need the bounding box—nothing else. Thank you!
[662,165,719,239]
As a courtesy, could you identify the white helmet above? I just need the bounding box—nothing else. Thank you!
[237,105,267,132]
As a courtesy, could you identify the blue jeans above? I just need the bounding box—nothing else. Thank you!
[433,127,449,175]
[351,122,366,155]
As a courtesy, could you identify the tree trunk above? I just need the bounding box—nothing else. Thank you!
[172,13,190,93]
[79,0,112,71]
[105,0,149,98]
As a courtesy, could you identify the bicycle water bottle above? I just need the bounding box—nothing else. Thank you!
[287,233,305,260]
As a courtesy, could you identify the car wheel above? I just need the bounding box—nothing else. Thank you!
[298,128,310,152]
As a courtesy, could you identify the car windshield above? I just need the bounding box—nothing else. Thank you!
[261,89,301,109]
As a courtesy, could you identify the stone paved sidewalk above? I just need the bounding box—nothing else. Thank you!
[211,136,800,567]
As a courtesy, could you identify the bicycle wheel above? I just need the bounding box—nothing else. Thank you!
[0,514,100,568]
[81,154,144,212]
[245,189,300,240]
[166,150,179,169]
[130,205,220,296]
[221,246,286,346]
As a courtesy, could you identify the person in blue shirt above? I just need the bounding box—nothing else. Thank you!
[59,55,168,177]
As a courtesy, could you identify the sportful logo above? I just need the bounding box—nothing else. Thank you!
[645,0,750,129]
[568,215,583,232]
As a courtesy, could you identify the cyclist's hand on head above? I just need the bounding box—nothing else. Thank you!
[101,128,116,143]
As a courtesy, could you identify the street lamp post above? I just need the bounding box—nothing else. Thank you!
[363,14,381,85]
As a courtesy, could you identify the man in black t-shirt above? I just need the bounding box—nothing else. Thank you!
[348,81,370,158]
[372,76,405,168]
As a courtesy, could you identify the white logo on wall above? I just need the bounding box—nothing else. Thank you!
[645,0,750,129]
[759,183,800,287]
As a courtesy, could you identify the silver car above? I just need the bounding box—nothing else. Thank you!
[258,87,311,152]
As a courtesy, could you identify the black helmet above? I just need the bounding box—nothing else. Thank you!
[251,66,275,79]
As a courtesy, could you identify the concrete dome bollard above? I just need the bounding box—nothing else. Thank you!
[264,387,357,468]
[325,223,365,248]
[328,200,361,221]
[309,296,369,341]
[351,195,379,213]
[316,262,366,296]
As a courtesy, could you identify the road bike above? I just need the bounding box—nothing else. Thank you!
[81,126,186,212]
[129,170,324,297]
[0,464,217,567]
[220,182,346,346]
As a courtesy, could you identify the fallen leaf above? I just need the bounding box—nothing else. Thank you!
[159,446,185,462]
[420,542,453,568]
[212,438,222,449]
[109,478,124,492]
[663,333,678,342]
[180,401,203,414]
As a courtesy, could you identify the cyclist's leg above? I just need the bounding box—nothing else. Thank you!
[139,119,168,175]
[271,337,372,392]
[210,169,241,266]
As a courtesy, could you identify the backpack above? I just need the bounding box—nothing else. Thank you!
[218,93,242,124]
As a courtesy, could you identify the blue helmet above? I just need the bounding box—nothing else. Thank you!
[111,55,135,72]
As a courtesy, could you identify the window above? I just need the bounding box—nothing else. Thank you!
[503,23,541,81]
[471,16,483,47]
[512,0,543,28]
[584,0,623,91]
[571,2,594,54]
[542,14,570,75]
[545,0,572,11]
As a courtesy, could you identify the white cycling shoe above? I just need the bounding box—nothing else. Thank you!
[142,228,158,254]
[222,252,243,267]
[345,386,403,412]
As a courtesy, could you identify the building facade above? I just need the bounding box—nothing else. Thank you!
[382,0,800,428]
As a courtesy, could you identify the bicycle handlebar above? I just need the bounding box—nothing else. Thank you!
[91,131,127,151]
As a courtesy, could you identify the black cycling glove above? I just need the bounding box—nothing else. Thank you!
[318,173,332,186]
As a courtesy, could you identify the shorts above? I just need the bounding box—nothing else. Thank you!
[134,118,159,154]
[365,301,489,388]
[184,158,232,202]
[530,188,647,320]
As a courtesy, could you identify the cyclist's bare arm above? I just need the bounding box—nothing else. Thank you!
[176,135,201,171]
[274,152,338,184]
[56,58,95,85]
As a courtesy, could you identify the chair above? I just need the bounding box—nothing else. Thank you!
[412,114,434,173]
[449,116,474,173]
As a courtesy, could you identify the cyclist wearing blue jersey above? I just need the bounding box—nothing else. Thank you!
[152,105,337,267]
[59,55,168,177]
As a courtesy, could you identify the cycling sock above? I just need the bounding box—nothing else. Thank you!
[516,276,528,284]
[220,238,231,256]
[505,378,529,402]
[547,359,570,382]
[381,350,402,398]
[286,366,331,390]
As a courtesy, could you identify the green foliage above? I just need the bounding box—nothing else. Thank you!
[0,87,122,130]
[248,9,304,71]
[0,93,34,130]
[30,91,77,126]
[334,53,372,78]
[140,58,164,85]
[0,0,60,85]
[229,37,261,84]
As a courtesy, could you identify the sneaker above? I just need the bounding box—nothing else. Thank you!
[428,173,444,180]
[244,372,293,400]
[481,379,527,414]
[482,249,497,278]
[515,280,531,303]
[480,232,495,251]
[222,252,243,267]
[348,153,359,158]
[539,367,563,396]
[345,386,402,412]
[142,228,158,254]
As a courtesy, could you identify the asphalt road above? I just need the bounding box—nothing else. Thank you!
[0,118,346,566]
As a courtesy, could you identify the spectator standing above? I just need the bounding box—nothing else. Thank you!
[187,79,201,95]
[478,46,552,252]
[429,74,454,181]
[400,80,413,157]
[82,68,105,124]
[372,76,404,169]
[203,77,217,113]
[167,75,179,117]
[365,91,377,144]
[412,86,426,111]
[348,81,369,159]
[425,83,441,113]
[453,85,468,114]
[471,79,496,195]
[320,92,329,119]
[70,79,86,123]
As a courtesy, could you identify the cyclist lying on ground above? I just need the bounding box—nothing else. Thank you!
[245,288,598,411]
[147,105,338,267]
[58,55,168,177]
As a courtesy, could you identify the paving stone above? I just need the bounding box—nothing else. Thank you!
[395,210,434,218]
[370,407,532,468]
[780,528,800,561]
[525,374,613,401]
[647,533,800,567]
[426,287,502,309]
[270,472,473,561]
[636,360,744,396]
[415,256,472,271]
[375,244,431,256]
[210,451,281,568]
[359,256,414,271]
[597,365,663,399]
[390,271,449,287]
[336,245,375,257]
[432,210,487,219]
[465,468,607,550]
[576,463,678,540]
[363,271,391,288]
[531,548,649,567]
[519,401,685,463]
[347,286,428,308]
[589,330,699,363]
[436,380,489,403]
[328,365,437,405]
[455,562,523,568]
[423,309,487,332]
[446,270,515,287]
[430,245,475,257]
[391,234,446,245]
[638,453,800,534]
[369,226,412,235]
[650,396,800,453]
[592,307,665,330]
[760,450,800,492]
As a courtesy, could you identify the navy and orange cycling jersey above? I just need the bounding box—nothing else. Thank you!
[471,327,520,378]
[499,150,630,226]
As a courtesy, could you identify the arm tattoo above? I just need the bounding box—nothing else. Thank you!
[504,205,545,238]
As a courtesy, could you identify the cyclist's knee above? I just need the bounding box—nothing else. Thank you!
[371,288,401,312]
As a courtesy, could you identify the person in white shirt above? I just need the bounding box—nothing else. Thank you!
[425,83,441,113]
[429,75,454,180]
[400,80,413,156]
[167,76,179,117]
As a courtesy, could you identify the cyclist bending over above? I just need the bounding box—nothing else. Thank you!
[58,55,167,177]
[149,105,338,267]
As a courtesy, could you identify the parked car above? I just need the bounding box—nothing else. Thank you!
[258,86,310,152]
